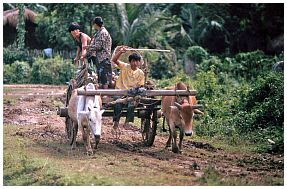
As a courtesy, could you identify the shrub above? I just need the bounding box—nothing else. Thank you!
[149,54,176,79]
[236,72,283,130]
[231,72,283,153]
[30,56,75,84]
[3,56,76,84]
[231,50,275,80]
[4,61,31,84]
[185,46,209,63]
[196,56,224,75]
[3,47,34,65]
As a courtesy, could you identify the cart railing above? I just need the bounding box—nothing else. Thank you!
[77,89,197,97]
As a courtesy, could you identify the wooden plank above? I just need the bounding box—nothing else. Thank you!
[126,48,171,53]
[77,89,197,96]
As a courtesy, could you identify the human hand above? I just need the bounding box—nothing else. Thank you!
[82,45,89,50]
[74,56,79,61]
[119,46,128,53]
[80,56,85,62]
[74,57,79,65]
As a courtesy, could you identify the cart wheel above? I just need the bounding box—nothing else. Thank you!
[64,80,77,145]
[65,116,76,145]
[141,109,158,146]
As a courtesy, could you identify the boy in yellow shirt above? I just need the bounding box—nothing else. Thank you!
[111,46,145,129]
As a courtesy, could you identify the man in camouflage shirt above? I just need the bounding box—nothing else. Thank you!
[85,16,112,89]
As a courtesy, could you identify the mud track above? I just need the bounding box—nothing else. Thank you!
[3,84,284,185]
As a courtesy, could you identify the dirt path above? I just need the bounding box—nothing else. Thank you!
[3,85,284,185]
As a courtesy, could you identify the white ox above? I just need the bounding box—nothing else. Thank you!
[68,83,104,154]
[162,82,203,153]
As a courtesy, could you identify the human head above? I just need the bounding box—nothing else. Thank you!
[128,53,141,70]
[68,22,81,38]
[68,22,81,33]
[92,16,103,29]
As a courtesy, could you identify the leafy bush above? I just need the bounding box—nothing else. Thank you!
[236,72,283,131]
[3,47,34,65]
[149,54,176,79]
[30,56,75,84]
[185,46,209,64]
[4,56,75,84]
[196,56,224,75]
[230,72,283,153]
[4,61,31,84]
[231,50,275,80]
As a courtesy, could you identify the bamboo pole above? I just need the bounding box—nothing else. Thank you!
[77,89,197,96]
[126,48,171,53]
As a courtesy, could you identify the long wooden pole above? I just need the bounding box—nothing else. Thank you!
[77,89,197,96]
[126,48,171,53]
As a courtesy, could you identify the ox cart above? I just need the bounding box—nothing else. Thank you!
[57,48,200,147]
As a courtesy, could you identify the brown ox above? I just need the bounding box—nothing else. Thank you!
[162,82,203,153]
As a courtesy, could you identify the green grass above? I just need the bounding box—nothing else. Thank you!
[3,96,18,106]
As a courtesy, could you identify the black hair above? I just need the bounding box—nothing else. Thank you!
[129,53,141,62]
[93,16,103,27]
[68,22,81,32]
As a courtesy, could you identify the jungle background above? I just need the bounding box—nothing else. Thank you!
[3,3,284,186]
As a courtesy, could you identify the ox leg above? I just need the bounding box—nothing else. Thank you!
[86,128,93,155]
[171,126,179,153]
[71,122,78,150]
[80,124,87,151]
[94,135,100,149]
[169,123,179,153]
[178,127,184,153]
[165,119,172,148]
[82,126,93,155]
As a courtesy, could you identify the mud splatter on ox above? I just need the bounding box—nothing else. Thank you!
[161,82,203,153]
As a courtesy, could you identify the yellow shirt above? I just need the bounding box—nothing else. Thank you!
[115,61,145,90]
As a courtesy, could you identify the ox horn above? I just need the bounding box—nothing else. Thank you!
[174,102,182,110]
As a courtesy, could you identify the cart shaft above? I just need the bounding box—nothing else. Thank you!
[77,89,197,96]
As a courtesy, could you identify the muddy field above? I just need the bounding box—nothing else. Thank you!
[3,85,284,186]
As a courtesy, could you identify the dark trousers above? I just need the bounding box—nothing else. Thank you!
[91,58,112,86]
[113,96,135,123]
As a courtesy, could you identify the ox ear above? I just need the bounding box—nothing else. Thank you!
[174,102,182,111]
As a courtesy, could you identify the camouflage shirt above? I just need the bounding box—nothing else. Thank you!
[88,27,112,63]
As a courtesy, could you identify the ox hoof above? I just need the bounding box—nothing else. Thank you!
[71,145,76,150]
[86,150,94,156]
[172,147,180,153]
[94,143,99,149]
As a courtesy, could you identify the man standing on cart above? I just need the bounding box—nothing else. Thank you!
[68,22,93,67]
[111,46,145,130]
[84,16,112,89]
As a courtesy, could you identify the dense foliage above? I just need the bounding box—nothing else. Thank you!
[3,46,34,65]
[4,56,75,84]
[4,3,283,56]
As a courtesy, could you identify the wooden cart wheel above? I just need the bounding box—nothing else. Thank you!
[141,108,158,146]
[65,81,77,145]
